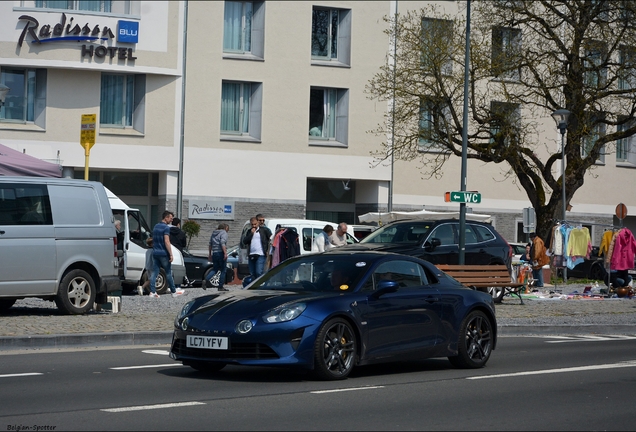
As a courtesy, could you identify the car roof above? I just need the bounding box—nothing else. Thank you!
[381,218,491,226]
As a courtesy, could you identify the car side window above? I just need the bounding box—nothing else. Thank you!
[0,184,52,225]
[302,228,314,252]
[473,225,496,243]
[430,224,455,245]
[371,260,428,290]
[464,225,478,244]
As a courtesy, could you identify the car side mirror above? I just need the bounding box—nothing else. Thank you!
[370,280,399,299]
[425,238,441,251]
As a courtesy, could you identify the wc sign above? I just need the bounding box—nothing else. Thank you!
[117,20,138,43]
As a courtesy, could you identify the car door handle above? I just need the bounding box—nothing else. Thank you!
[425,297,440,303]
[0,230,4,235]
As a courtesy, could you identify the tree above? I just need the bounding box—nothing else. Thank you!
[366,1,636,241]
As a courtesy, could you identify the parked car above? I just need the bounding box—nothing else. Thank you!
[556,246,605,280]
[182,249,234,287]
[510,242,529,262]
[0,177,121,314]
[350,224,377,241]
[170,250,497,380]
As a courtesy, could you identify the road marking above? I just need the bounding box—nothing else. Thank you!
[545,335,636,343]
[101,401,205,413]
[311,386,384,394]
[142,350,170,355]
[0,373,43,378]
[467,360,636,380]
[110,364,185,370]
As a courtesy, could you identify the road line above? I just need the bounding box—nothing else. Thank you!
[101,401,205,413]
[110,363,185,370]
[311,386,384,394]
[141,350,170,355]
[547,335,636,343]
[467,360,636,380]
[0,372,43,378]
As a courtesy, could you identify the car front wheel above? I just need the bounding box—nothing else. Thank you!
[448,310,493,369]
[312,318,357,380]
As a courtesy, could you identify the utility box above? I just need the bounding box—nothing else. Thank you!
[523,207,536,233]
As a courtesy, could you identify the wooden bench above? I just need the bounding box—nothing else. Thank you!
[436,264,525,304]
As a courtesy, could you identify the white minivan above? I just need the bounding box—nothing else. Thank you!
[0,177,121,314]
[237,218,357,279]
[106,189,186,295]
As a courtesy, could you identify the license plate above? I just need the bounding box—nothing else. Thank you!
[186,335,229,350]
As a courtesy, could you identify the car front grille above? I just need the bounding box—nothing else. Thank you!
[172,338,279,360]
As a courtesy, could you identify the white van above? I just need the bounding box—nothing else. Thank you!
[237,218,357,279]
[0,177,121,314]
[106,189,186,295]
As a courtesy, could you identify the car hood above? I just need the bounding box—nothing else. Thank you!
[187,289,329,320]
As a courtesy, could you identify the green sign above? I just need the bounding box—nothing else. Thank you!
[449,191,481,204]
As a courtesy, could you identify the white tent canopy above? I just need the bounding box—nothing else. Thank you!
[358,210,492,224]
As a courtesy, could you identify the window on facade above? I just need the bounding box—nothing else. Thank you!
[619,46,636,91]
[100,73,145,132]
[581,113,606,163]
[584,43,607,88]
[311,7,351,66]
[489,101,520,146]
[421,18,454,75]
[491,26,521,80]
[309,87,349,145]
[616,117,635,164]
[220,80,262,140]
[34,0,112,12]
[0,68,46,127]
[419,97,451,151]
[223,2,265,59]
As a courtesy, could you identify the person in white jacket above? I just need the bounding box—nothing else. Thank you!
[312,225,334,252]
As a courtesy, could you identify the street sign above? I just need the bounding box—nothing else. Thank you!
[444,191,481,204]
[80,114,96,151]
[615,203,628,220]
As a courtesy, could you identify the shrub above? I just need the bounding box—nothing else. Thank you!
[182,219,201,249]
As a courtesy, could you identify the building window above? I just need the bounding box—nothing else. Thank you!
[616,117,635,164]
[220,81,262,141]
[311,7,351,66]
[584,42,607,88]
[100,73,145,132]
[419,97,451,151]
[581,113,606,163]
[421,18,454,75]
[309,87,349,145]
[34,0,112,12]
[491,26,521,80]
[619,46,636,91]
[0,68,46,127]
[223,1,265,59]
[489,101,520,147]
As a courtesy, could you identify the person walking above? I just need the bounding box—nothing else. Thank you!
[242,215,272,283]
[529,232,550,288]
[169,217,190,287]
[149,211,185,298]
[206,223,230,291]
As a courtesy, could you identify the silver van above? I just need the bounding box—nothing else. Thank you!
[0,177,121,314]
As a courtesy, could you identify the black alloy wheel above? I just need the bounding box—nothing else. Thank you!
[448,310,493,368]
[312,318,357,380]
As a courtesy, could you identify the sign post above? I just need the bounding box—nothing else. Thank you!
[444,191,481,204]
[80,114,96,180]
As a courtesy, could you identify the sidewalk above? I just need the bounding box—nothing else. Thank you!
[1,284,635,351]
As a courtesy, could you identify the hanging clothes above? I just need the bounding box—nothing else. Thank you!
[610,228,636,271]
[599,230,614,257]
[278,229,301,262]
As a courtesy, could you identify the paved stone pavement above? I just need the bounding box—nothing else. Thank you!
[1,284,635,350]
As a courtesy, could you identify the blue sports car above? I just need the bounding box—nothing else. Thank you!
[170,250,497,380]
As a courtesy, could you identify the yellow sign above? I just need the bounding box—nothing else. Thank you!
[80,114,96,150]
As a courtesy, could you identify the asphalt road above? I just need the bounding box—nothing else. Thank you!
[1,335,635,431]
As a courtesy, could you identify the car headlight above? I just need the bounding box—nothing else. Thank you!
[175,300,196,327]
[262,303,307,323]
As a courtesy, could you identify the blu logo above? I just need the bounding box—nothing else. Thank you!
[117,20,139,43]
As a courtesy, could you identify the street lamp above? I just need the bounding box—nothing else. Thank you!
[551,108,570,282]
[551,109,571,222]
[0,83,10,107]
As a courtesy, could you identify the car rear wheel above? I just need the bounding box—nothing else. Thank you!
[141,269,169,295]
[448,310,493,369]
[487,286,506,303]
[55,269,96,315]
[589,263,605,281]
[312,318,356,380]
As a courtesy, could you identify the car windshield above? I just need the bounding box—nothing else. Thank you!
[248,255,370,292]
[360,222,433,245]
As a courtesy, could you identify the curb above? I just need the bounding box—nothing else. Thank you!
[1,325,635,351]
